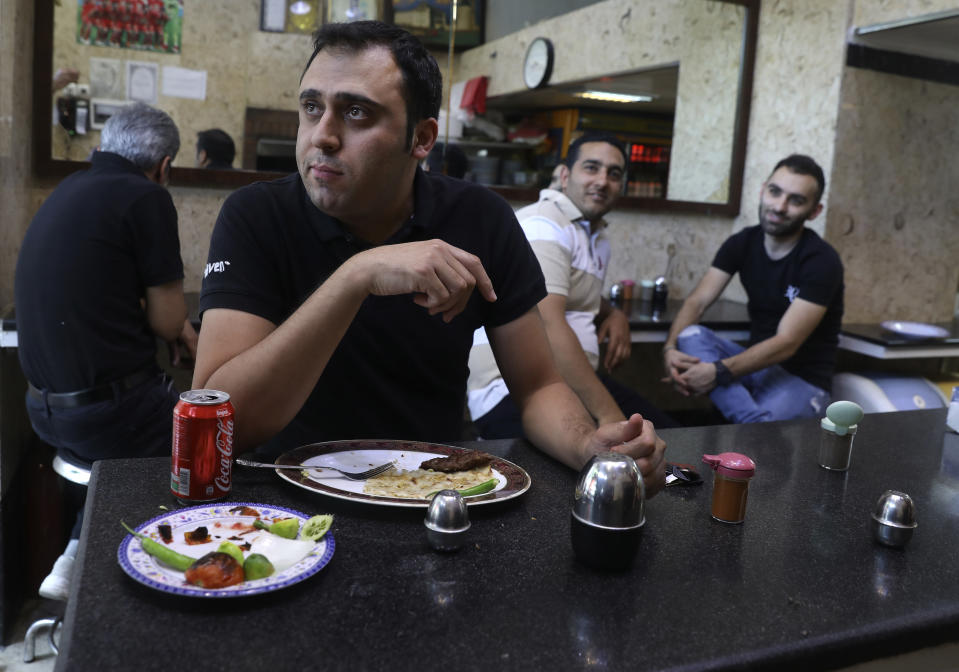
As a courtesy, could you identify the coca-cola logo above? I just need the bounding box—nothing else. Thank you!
[214,419,234,492]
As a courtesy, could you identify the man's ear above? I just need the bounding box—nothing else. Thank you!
[806,202,824,221]
[147,155,172,185]
[559,164,571,190]
[410,117,439,161]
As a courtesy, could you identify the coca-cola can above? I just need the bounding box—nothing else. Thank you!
[171,389,235,503]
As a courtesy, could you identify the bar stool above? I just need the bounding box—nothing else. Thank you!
[23,454,91,663]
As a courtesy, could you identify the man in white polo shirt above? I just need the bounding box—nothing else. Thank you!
[468,132,676,438]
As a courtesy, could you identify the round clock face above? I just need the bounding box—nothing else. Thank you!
[523,38,554,89]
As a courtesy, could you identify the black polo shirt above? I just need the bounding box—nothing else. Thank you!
[15,152,183,392]
[201,169,546,451]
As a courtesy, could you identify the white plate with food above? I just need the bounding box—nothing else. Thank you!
[880,320,950,340]
[272,440,531,508]
[117,502,334,598]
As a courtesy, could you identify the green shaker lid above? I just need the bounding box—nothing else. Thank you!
[821,400,864,436]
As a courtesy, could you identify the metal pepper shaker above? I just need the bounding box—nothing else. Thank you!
[652,277,668,312]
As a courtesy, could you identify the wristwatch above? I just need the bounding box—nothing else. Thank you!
[713,360,734,386]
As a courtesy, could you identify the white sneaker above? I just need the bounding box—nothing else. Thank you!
[38,554,74,601]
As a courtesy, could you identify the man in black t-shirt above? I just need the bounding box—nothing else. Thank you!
[194,21,666,494]
[662,154,844,423]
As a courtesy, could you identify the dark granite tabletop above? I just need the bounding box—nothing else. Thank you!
[57,409,959,671]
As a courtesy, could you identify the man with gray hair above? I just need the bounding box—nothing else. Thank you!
[14,102,195,596]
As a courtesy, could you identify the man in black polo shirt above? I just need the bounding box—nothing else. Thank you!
[195,21,666,494]
[16,102,197,469]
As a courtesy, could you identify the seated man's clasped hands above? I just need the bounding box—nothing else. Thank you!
[192,21,666,496]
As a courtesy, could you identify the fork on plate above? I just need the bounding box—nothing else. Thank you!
[234,457,394,481]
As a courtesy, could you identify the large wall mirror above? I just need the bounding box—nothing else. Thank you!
[33,0,757,214]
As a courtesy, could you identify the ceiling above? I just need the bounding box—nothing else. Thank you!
[487,65,679,115]
[850,10,959,63]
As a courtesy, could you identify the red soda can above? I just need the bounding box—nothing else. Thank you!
[171,389,235,502]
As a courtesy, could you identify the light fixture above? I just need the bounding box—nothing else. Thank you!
[289,1,311,15]
[573,90,654,104]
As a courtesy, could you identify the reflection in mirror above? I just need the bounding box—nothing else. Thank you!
[462,0,756,213]
[34,0,757,213]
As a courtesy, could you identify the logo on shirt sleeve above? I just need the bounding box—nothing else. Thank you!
[204,260,231,278]
[785,285,800,302]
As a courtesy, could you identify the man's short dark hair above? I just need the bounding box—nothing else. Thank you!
[772,154,826,203]
[196,128,235,168]
[304,21,442,150]
[566,132,628,168]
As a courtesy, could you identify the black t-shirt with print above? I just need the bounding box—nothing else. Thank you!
[712,225,844,391]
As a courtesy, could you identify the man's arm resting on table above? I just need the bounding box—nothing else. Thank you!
[662,267,731,393]
[192,240,496,451]
[538,293,625,426]
[595,298,631,372]
[487,307,666,496]
[679,298,828,395]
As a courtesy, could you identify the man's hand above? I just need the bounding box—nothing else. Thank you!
[586,414,667,498]
[662,347,700,396]
[53,68,79,92]
[597,308,631,372]
[350,239,496,322]
[168,319,199,369]
[676,361,720,396]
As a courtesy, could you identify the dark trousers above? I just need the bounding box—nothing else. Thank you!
[25,372,179,538]
[473,374,680,441]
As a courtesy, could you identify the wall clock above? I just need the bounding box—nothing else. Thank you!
[523,37,554,90]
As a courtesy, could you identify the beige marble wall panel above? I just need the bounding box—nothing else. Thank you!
[0,0,16,160]
[0,0,35,308]
[170,186,234,292]
[826,67,959,323]
[246,31,313,112]
[668,1,743,203]
[853,0,959,26]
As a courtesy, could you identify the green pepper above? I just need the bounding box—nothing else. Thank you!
[457,478,497,497]
[427,478,497,499]
[121,521,197,572]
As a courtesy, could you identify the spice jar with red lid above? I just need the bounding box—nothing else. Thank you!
[703,452,756,524]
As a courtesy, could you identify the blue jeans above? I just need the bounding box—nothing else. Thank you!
[677,325,829,423]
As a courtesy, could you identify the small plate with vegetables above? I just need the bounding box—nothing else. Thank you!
[118,502,334,598]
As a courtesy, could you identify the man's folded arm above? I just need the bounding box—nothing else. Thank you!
[192,268,368,451]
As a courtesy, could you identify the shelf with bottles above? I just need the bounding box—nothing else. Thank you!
[625,140,670,198]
